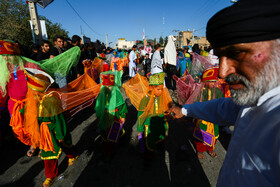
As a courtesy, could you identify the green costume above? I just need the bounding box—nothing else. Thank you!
[38,95,72,160]
[136,72,171,151]
[94,71,128,141]
[137,94,168,151]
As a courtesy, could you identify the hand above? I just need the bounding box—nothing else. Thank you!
[120,117,125,124]
[166,107,184,119]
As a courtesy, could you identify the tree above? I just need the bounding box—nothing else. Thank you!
[159,36,164,45]
[0,0,69,47]
[164,36,168,46]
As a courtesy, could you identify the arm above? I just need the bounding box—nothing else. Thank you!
[182,98,242,126]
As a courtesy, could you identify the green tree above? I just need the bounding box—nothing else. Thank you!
[164,36,168,46]
[0,0,33,46]
[0,0,69,46]
[159,36,164,45]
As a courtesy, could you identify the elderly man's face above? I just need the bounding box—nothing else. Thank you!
[214,40,279,106]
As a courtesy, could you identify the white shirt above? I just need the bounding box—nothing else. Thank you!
[164,35,177,66]
[182,85,280,187]
[129,50,136,77]
[151,50,163,74]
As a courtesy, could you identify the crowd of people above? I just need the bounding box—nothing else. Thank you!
[1,0,280,186]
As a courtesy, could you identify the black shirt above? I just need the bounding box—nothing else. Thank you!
[36,51,50,61]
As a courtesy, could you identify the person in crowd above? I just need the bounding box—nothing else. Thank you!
[143,53,151,77]
[164,35,177,90]
[49,36,65,58]
[23,70,78,187]
[30,44,40,61]
[110,51,121,72]
[192,67,224,159]
[151,44,163,75]
[137,72,172,159]
[36,40,51,61]
[94,71,127,161]
[129,45,137,78]
[167,0,280,186]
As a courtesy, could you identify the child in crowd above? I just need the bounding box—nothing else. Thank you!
[94,71,127,160]
[24,69,78,187]
[137,72,172,159]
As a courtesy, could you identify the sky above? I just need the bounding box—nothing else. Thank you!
[35,0,233,46]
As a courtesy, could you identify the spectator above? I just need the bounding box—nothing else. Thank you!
[36,40,50,61]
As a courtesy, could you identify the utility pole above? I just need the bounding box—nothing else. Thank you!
[191,28,195,46]
[28,1,42,44]
[106,33,108,48]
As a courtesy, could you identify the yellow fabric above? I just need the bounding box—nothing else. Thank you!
[137,87,172,128]
[123,73,149,111]
[39,122,55,153]
[149,72,165,85]
[123,73,172,128]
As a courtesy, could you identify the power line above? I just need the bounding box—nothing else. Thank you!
[65,0,104,37]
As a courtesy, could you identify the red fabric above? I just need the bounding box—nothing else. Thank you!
[7,70,28,115]
[194,140,216,153]
[44,159,58,179]
[103,63,109,72]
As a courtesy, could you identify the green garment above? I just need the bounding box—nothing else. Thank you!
[195,87,224,139]
[137,95,168,151]
[37,95,72,160]
[94,84,127,140]
[39,113,72,160]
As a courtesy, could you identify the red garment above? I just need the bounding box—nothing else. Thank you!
[43,145,78,178]
[194,139,216,153]
[103,62,109,72]
[7,70,28,115]
[44,159,58,179]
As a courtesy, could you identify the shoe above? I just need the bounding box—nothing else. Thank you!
[68,155,79,166]
[42,177,56,187]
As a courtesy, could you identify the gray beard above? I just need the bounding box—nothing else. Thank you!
[225,40,280,106]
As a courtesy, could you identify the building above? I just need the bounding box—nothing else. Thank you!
[115,38,136,49]
[176,30,210,49]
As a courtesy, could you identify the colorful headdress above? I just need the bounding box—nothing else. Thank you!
[0,40,21,56]
[24,68,54,92]
[201,66,219,82]
[149,72,165,85]
[101,74,115,86]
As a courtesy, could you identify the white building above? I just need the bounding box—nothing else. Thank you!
[115,38,136,49]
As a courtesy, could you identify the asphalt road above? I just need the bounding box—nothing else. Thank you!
[0,88,231,187]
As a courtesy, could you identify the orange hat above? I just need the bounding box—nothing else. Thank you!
[201,66,219,82]
[0,40,21,56]
[24,68,54,92]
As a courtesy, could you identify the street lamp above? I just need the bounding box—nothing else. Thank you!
[172,29,180,47]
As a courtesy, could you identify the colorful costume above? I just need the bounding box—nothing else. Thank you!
[95,71,127,148]
[23,69,78,186]
[193,67,224,155]
[123,72,172,152]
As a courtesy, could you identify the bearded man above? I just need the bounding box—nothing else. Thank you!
[168,0,280,186]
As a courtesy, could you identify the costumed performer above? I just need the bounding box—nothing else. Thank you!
[192,66,224,159]
[23,69,79,187]
[94,70,128,160]
[137,72,172,159]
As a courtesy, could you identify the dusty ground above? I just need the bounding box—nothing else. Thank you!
[0,87,231,187]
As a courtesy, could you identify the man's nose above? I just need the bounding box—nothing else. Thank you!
[218,57,236,79]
